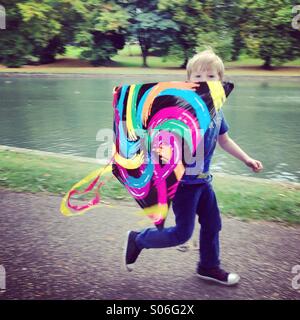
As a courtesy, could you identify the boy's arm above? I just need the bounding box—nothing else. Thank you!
[218,133,263,173]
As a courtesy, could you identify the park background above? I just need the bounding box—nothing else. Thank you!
[0,0,300,300]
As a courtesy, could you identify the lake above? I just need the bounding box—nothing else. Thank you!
[0,75,299,182]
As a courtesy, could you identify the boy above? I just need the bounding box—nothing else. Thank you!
[124,49,263,286]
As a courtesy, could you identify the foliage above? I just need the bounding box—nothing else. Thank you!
[0,0,299,67]
[238,0,300,68]
[158,0,212,67]
[120,0,178,67]
[196,31,233,62]
[75,0,129,66]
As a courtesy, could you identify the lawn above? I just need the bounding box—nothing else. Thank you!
[63,44,300,68]
[1,149,299,224]
[1,45,299,76]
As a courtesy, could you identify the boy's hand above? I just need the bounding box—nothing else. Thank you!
[152,144,173,163]
[244,158,263,173]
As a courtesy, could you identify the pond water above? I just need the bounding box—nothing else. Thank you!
[0,75,299,182]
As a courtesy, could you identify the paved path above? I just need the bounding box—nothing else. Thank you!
[0,188,299,300]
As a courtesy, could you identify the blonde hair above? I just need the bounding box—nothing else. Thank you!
[186,49,225,81]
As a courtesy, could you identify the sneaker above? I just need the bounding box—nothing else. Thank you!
[197,266,240,286]
[123,231,142,272]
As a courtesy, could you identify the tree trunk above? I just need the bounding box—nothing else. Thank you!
[138,33,149,68]
[180,50,189,69]
[231,33,243,61]
[142,49,148,68]
[262,56,273,70]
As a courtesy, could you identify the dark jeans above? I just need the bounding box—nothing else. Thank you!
[135,181,222,269]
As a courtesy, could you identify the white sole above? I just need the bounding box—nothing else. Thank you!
[197,273,240,286]
[123,231,134,272]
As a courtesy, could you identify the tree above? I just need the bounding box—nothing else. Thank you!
[158,0,213,68]
[75,0,129,66]
[196,31,233,62]
[120,0,178,67]
[0,0,61,67]
[0,0,129,67]
[239,0,300,68]
[201,0,246,61]
[33,0,87,64]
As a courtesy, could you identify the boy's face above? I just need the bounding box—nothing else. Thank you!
[189,68,220,82]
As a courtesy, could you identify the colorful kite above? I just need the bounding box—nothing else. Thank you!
[60,81,234,228]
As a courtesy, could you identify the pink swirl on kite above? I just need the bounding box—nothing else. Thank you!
[148,106,202,154]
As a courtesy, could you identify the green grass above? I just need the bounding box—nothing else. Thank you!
[1,150,299,224]
[117,44,142,57]
[284,58,300,66]
[1,44,299,76]
[226,55,300,67]
[59,46,84,58]
[213,176,300,224]
[226,56,264,67]
[59,44,182,68]
[113,44,182,68]
[0,150,129,200]
[61,44,300,68]
[111,55,181,68]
